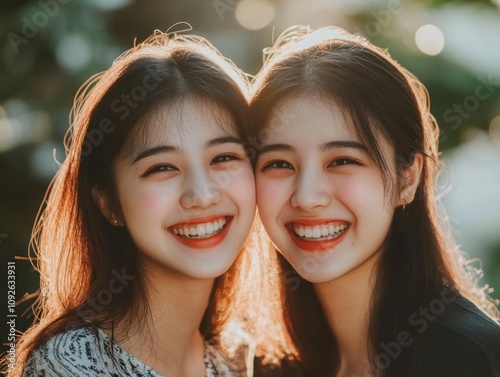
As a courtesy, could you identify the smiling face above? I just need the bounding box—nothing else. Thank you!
[255,95,397,283]
[99,97,255,279]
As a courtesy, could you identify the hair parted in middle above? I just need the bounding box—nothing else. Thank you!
[249,25,498,376]
[10,25,288,375]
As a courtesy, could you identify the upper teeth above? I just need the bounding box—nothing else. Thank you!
[171,217,227,238]
[293,223,348,240]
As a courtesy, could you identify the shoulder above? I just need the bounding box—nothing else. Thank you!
[421,292,500,376]
[22,327,113,377]
[22,326,163,377]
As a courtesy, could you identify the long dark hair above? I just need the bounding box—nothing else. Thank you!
[250,26,499,376]
[8,28,270,376]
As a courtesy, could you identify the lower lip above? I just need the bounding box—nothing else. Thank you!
[286,225,349,252]
[170,217,233,250]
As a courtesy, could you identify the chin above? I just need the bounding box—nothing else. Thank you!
[184,258,236,280]
[294,269,342,284]
[285,256,350,284]
[187,268,231,280]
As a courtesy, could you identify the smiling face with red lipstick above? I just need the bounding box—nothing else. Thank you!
[17,33,267,377]
[108,97,256,279]
[255,94,396,283]
[249,26,500,377]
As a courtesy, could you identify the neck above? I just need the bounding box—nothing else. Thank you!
[314,251,380,375]
[116,259,215,376]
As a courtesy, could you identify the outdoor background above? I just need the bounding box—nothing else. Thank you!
[1,0,500,360]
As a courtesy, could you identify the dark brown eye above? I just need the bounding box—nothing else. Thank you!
[262,160,293,170]
[211,154,240,164]
[143,164,176,176]
[330,158,358,166]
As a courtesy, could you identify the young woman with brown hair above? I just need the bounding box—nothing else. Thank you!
[251,26,500,377]
[8,28,263,376]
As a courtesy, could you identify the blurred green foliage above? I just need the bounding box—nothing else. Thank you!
[1,0,499,360]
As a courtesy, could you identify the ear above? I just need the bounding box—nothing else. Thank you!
[92,186,122,226]
[399,153,424,206]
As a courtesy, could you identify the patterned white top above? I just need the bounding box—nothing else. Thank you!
[22,327,248,376]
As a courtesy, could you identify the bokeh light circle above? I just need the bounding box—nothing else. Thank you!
[56,34,92,71]
[415,24,445,56]
[236,0,275,30]
[489,115,500,141]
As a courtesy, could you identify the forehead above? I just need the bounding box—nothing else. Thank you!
[122,97,238,156]
[263,93,396,165]
[264,94,358,145]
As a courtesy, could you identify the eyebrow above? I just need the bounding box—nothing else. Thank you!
[259,144,294,155]
[259,140,367,156]
[320,140,368,152]
[133,145,178,164]
[132,136,243,164]
[206,136,243,147]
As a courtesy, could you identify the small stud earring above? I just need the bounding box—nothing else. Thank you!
[113,219,119,226]
[400,196,407,211]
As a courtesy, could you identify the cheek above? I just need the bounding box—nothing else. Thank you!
[227,167,256,209]
[119,182,178,220]
[256,176,289,222]
[335,174,386,210]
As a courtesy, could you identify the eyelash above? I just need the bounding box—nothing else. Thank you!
[261,157,360,171]
[143,164,176,176]
[329,157,359,166]
[143,154,241,176]
[211,154,241,164]
[261,160,294,171]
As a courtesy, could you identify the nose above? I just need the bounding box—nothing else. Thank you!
[180,167,221,209]
[290,166,331,211]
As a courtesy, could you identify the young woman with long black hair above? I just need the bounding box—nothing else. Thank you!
[251,26,500,377]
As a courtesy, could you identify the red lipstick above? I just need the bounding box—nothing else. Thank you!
[286,221,349,252]
[168,216,233,250]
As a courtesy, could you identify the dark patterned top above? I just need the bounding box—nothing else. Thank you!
[22,327,250,376]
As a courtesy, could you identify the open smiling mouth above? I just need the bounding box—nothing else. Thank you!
[169,216,230,240]
[286,221,350,252]
[290,222,349,241]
